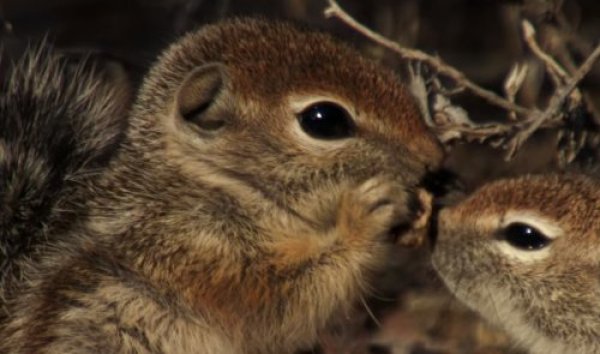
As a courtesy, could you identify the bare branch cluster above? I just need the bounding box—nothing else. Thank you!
[324,0,600,163]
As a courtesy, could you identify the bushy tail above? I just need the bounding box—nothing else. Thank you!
[0,43,130,296]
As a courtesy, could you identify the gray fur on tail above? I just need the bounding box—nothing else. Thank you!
[0,43,130,303]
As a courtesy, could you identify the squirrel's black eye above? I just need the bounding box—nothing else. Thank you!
[298,102,355,140]
[502,222,551,250]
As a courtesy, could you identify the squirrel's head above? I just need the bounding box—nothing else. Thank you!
[431,173,600,354]
[127,18,441,196]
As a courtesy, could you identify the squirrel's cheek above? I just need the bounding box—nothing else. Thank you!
[266,235,337,267]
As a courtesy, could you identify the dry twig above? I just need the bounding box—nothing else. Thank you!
[522,20,569,86]
[324,0,534,116]
[503,63,529,121]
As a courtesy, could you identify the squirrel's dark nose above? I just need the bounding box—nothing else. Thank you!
[421,168,461,198]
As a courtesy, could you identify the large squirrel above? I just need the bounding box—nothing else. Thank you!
[0,18,442,353]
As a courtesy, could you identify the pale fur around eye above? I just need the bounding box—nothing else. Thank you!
[492,211,562,263]
[288,95,358,151]
[502,211,563,240]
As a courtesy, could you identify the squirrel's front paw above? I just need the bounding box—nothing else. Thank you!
[337,177,420,245]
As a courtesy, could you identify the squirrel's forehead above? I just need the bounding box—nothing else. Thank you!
[455,176,596,220]
[180,21,396,95]
[150,20,442,164]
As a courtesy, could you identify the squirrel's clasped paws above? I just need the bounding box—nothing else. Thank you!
[337,176,419,245]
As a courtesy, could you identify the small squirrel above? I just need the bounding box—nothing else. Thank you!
[431,173,600,354]
[0,18,443,353]
[0,44,129,314]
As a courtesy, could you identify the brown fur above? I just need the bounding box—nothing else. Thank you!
[432,173,600,354]
[0,18,442,353]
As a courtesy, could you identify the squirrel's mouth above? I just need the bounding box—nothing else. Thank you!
[418,168,466,250]
[426,202,441,249]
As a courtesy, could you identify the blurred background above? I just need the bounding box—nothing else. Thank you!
[1,0,599,353]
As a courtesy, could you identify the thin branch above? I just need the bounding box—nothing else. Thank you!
[503,63,529,120]
[559,44,600,101]
[521,20,569,86]
[518,44,600,140]
[501,44,600,157]
[324,0,535,116]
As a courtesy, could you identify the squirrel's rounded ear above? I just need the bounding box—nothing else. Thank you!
[175,63,228,132]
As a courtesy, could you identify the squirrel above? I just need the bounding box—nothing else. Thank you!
[430,173,600,354]
[0,18,443,353]
[0,43,129,315]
